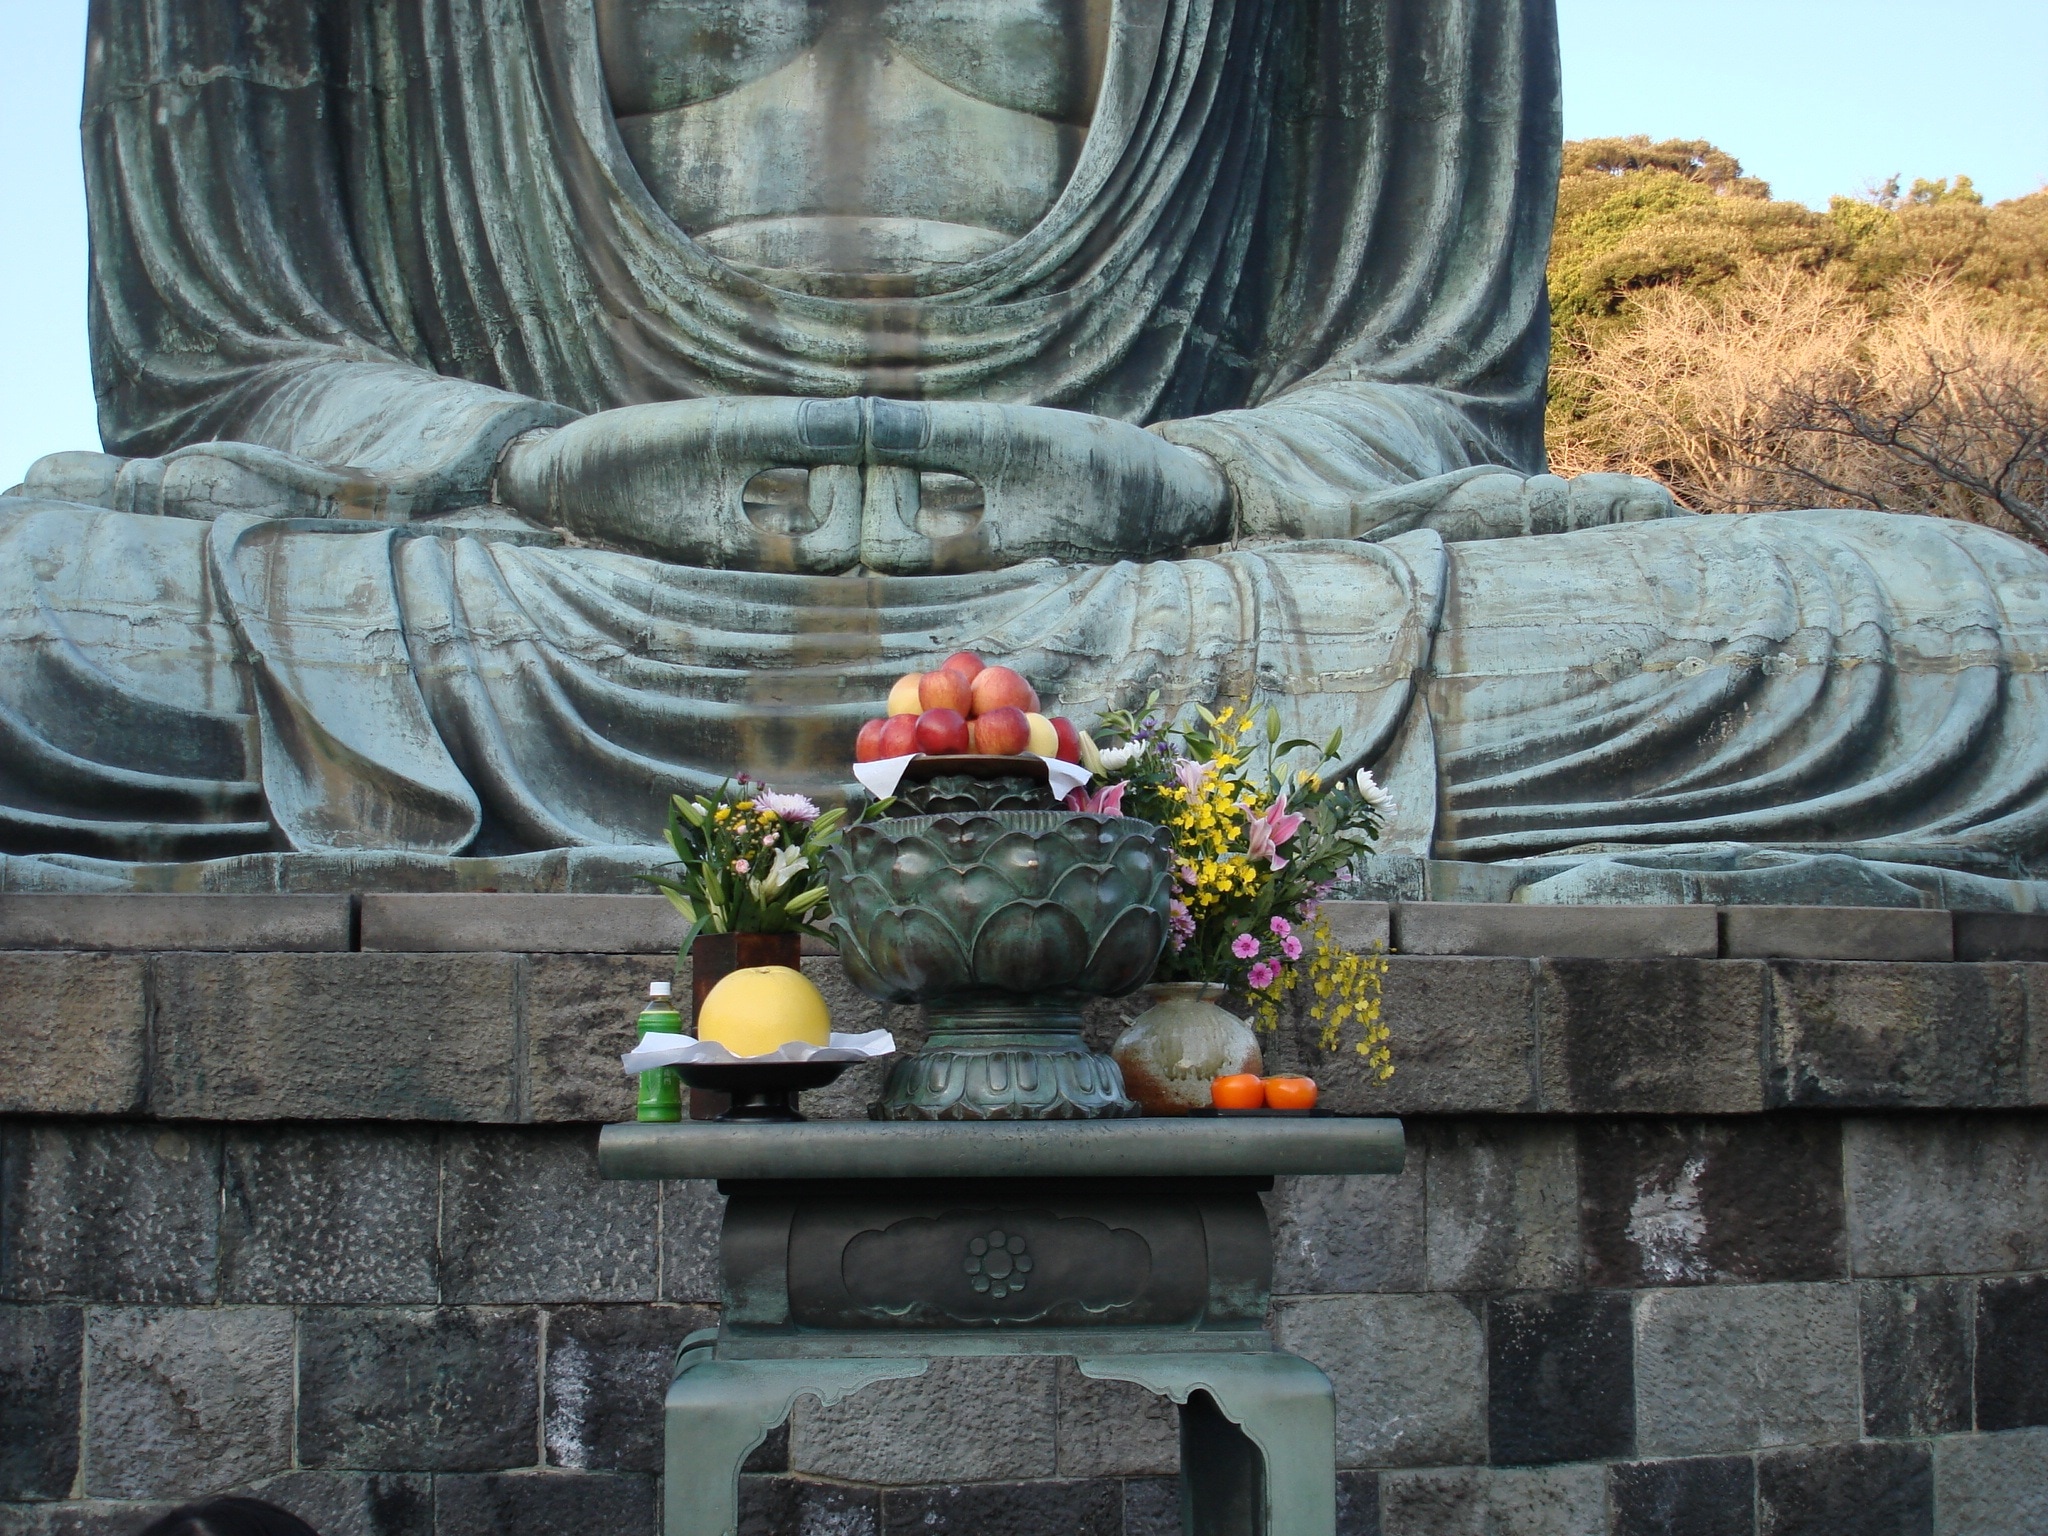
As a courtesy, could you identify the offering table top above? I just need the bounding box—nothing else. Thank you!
[596,1115,1405,1182]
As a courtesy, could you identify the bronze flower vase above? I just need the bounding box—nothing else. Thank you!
[820,809,1174,1120]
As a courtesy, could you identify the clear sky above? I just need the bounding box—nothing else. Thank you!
[2,1,2044,483]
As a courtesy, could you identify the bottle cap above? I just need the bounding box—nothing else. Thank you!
[648,981,673,998]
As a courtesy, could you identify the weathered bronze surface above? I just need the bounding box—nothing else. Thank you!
[7,1,2048,913]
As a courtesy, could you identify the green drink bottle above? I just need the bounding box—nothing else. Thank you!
[635,980,685,1123]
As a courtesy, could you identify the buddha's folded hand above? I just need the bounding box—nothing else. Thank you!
[858,400,1235,573]
[495,396,870,570]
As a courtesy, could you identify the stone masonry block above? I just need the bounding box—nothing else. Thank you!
[791,1356,1056,1483]
[740,1477,880,1536]
[297,1308,539,1472]
[0,895,353,953]
[83,1307,294,1499]
[1,1123,221,1304]
[1302,958,1537,1116]
[2023,965,2048,1107]
[1538,960,1766,1114]
[1934,1428,2048,1536]
[1860,1279,1974,1439]
[1756,1441,1932,1536]
[660,1180,726,1304]
[1322,901,1393,953]
[247,1473,433,1536]
[1052,1360,1179,1477]
[1635,1282,1861,1456]
[151,953,519,1121]
[1266,1167,1424,1295]
[878,1478,1123,1536]
[441,1128,657,1304]
[1334,1471,1381,1536]
[1422,1120,1581,1293]
[1607,1456,1756,1536]
[0,955,147,1115]
[0,1305,82,1500]
[1393,902,1717,959]
[434,1472,656,1536]
[1725,905,1952,962]
[1274,1293,1485,1469]
[360,894,687,954]
[544,1304,716,1474]
[1956,913,2048,962]
[1844,1116,2048,1276]
[1974,1274,2048,1431]
[1377,1465,1605,1536]
[1768,962,2026,1108]
[1486,1291,1634,1467]
[0,1499,178,1535]
[1580,1118,1846,1287]
[219,1126,439,1304]
[523,953,680,1124]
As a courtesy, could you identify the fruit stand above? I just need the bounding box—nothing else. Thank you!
[610,652,1405,1534]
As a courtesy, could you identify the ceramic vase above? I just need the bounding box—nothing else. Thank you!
[1111,982,1264,1117]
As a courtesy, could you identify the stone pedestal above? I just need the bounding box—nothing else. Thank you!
[598,1119,1404,1536]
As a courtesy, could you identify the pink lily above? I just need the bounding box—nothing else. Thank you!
[1064,782,1128,816]
[1245,796,1304,869]
[1172,758,1212,794]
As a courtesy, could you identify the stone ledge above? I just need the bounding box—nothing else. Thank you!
[0,895,2025,962]
[360,894,687,954]
[0,895,353,953]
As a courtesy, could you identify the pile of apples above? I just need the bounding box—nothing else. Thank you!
[854,652,1084,763]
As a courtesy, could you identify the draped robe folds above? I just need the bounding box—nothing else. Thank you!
[4,0,2048,903]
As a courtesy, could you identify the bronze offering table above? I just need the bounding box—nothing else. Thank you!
[598,1116,1405,1536]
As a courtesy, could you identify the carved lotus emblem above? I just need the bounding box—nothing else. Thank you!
[963,1229,1033,1298]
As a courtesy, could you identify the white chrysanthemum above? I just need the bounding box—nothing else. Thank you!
[1098,742,1144,772]
[755,790,820,822]
[1354,769,1396,813]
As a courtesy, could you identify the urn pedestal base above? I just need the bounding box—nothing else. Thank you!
[872,1000,1136,1120]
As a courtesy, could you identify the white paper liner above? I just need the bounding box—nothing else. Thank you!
[851,753,1093,801]
[622,1028,896,1075]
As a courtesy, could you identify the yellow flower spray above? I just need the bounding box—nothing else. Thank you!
[1249,917,1394,1080]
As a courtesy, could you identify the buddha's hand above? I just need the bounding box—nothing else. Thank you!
[495,397,869,570]
[858,400,1234,574]
[1343,467,1691,543]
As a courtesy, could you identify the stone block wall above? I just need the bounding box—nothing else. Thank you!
[3,897,2048,1536]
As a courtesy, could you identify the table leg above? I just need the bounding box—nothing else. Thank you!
[1074,1352,1337,1536]
[664,1341,930,1536]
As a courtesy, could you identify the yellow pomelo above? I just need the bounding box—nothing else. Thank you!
[697,965,831,1056]
[1024,712,1059,757]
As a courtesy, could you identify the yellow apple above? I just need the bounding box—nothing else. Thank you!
[886,672,925,718]
[1024,712,1059,757]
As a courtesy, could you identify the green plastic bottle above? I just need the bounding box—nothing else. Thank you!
[635,980,685,1123]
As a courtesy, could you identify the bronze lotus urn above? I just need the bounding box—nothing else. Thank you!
[821,809,1174,1119]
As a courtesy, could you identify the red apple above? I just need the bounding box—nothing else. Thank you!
[918,669,972,715]
[1050,716,1082,763]
[973,705,1031,756]
[941,651,987,683]
[878,714,920,758]
[886,672,925,718]
[970,665,1039,718]
[854,718,891,763]
[914,707,970,755]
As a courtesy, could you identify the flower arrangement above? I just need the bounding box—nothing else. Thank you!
[643,779,888,946]
[1082,701,1395,1076]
